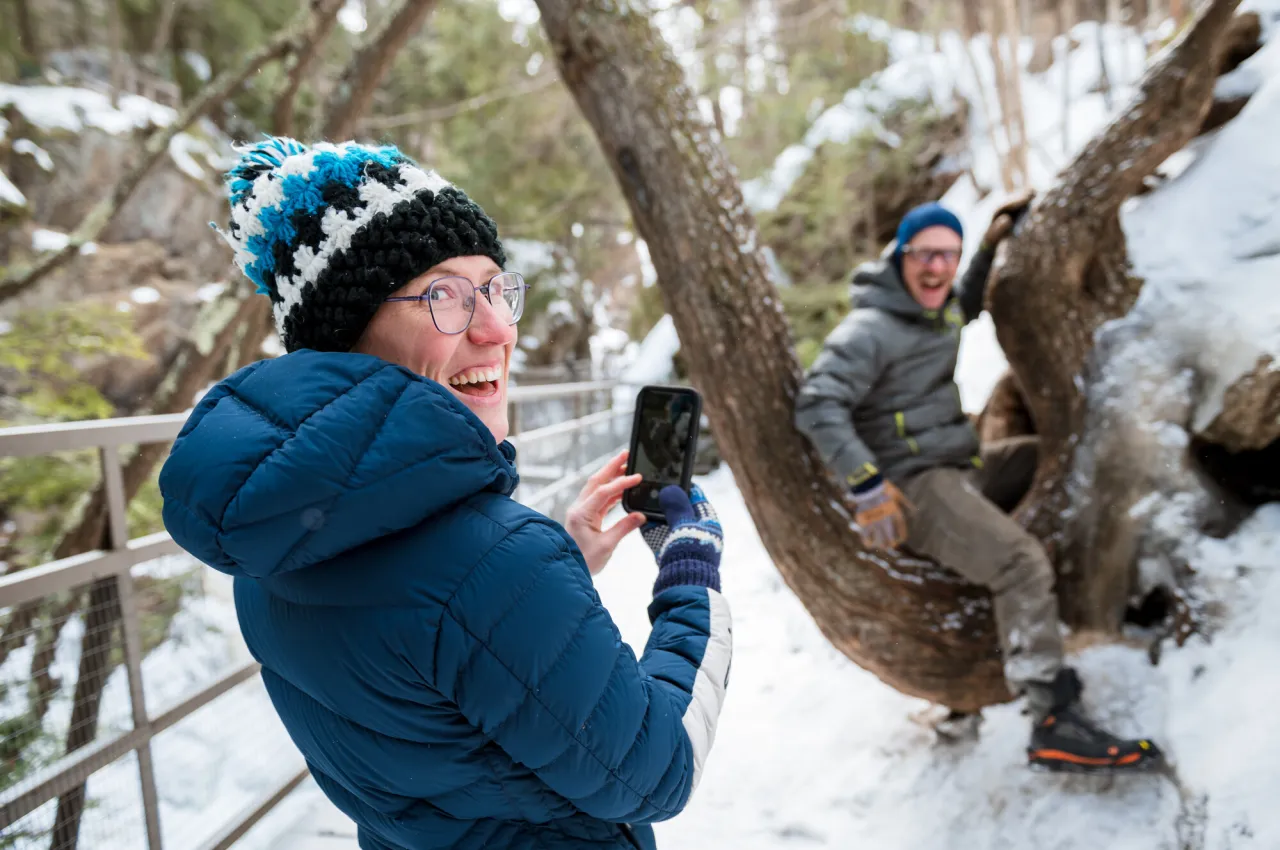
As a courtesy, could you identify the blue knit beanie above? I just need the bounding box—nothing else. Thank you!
[893,202,963,268]
[214,136,505,353]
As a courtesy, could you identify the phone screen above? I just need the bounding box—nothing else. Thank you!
[626,387,700,518]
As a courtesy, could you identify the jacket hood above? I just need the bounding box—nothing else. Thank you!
[849,259,932,321]
[160,350,518,580]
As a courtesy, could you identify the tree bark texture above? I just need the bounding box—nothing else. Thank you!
[320,0,440,141]
[536,0,1009,711]
[987,0,1243,629]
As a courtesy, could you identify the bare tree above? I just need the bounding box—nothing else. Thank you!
[11,0,42,75]
[274,0,347,136]
[320,0,441,140]
[987,0,1245,628]
[107,0,125,106]
[532,0,1244,710]
[149,0,184,58]
[959,0,1013,190]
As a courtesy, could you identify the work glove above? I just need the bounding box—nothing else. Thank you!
[981,188,1036,250]
[851,477,911,550]
[642,485,723,594]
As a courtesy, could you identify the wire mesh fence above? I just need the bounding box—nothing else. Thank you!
[0,554,307,850]
[1,574,136,850]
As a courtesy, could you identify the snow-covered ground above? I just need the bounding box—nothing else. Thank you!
[591,469,1280,849]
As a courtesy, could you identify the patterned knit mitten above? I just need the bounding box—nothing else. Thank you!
[642,485,723,594]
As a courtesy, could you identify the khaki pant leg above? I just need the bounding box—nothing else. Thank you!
[900,467,1064,696]
[975,435,1040,514]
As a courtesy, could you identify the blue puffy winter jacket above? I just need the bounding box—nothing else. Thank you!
[159,350,731,850]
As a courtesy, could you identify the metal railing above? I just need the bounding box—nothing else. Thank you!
[0,379,629,850]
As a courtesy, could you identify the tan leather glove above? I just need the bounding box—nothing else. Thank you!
[852,480,912,550]
[981,188,1036,250]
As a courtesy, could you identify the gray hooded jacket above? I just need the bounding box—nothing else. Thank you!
[794,249,993,487]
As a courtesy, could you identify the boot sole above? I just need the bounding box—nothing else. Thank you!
[1028,753,1164,775]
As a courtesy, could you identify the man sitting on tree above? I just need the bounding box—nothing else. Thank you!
[794,197,1164,774]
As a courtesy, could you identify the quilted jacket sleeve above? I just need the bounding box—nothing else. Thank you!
[433,518,732,824]
[794,313,885,488]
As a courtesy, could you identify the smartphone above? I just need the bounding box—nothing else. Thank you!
[622,385,703,521]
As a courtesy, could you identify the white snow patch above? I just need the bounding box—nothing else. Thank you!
[0,84,175,135]
[635,239,657,287]
[582,467,1280,849]
[131,286,162,304]
[620,313,680,386]
[1122,20,1280,432]
[745,18,1150,217]
[503,238,558,275]
[338,0,368,33]
[13,138,54,171]
[196,283,225,302]
[167,133,211,180]
[0,168,26,208]
[180,50,212,82]
[31,228,70,252]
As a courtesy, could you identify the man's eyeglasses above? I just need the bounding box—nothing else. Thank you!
[902,247,962,266]
[384,272,528,335]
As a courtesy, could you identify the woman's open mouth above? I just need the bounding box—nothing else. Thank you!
[448,366,503,399]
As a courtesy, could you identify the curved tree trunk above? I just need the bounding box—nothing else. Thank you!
[535,0,1245,710]
[535,0,1008,712]
[987,0,1241,630]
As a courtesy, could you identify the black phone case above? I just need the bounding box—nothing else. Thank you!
[622,385,703,522]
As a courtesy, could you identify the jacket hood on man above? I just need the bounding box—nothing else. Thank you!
[160,349,518,582]
[849,259,936,322]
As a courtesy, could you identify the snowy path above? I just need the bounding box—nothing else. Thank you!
[269,465,1280,849]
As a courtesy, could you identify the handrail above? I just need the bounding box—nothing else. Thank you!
[523,444,630,511]
[0,532,179,609]
[0,380,620,459]
[508,406,630,452]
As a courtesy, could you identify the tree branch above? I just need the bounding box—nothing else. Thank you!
[273,0,347,136]
[985,0,1244,627]
[360,71,560,131]
[0,0,340,306]
[319,0,441,140]
[989,0,1242,482]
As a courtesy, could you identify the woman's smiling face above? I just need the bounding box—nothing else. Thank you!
[355,255,517,442]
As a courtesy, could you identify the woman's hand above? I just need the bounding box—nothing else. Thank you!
[564,450,648,576]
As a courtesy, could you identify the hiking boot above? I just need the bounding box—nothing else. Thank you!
[1026,669,1164,774]
[934,710,983,743]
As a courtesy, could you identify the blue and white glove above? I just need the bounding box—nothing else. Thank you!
[642,485,723,595]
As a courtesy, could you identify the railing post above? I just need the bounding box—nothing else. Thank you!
[508,398,520,438]
[101,446,165,850]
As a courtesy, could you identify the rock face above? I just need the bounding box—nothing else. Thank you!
[3,121,229,283]
[1,84,233,416]
[1197,355,1280,453]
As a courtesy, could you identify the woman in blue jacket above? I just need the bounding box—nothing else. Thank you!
[159,138,731,850]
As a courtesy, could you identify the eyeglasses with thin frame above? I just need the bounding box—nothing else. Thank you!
[901,246,962,266]
[384,271,528,335]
